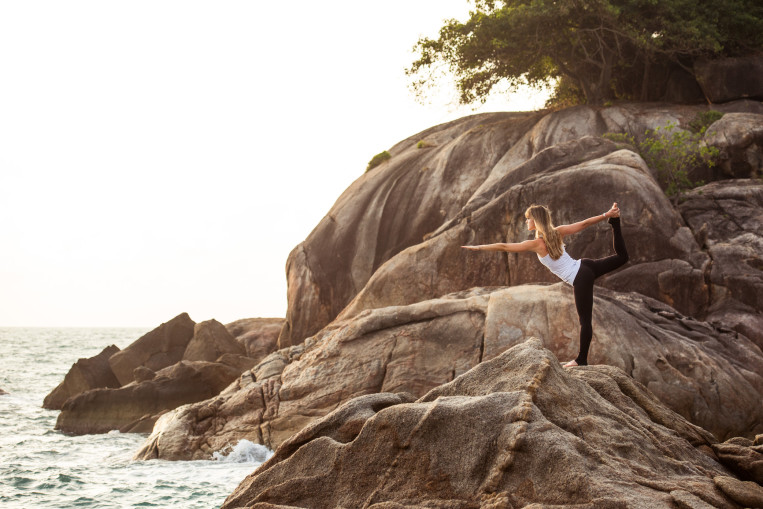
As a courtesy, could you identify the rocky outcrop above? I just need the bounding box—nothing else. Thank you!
[134,284,763,461]
[55,360,241,434]
[0,388,7,395]
[44,313,287,436]
[678,179,763,349]
[226,318,284,364]
[182,319,245,363]
[222,338,738,509]
[42,344,121,410]
[695,55,763,104]
[279,101,763,347]
[108,313,196,386]
[711,435,763,485]
[703,113,763,179]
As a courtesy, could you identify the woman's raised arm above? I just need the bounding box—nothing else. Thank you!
[557,202,619,237]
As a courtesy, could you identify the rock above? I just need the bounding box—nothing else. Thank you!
[671,490,717,509]
[183,319,245,363]
[337,148,710,322]
[221,339,736,509]
[713,475,763,508]
[132,366,156,383]
[279,111,543,347]
[134,284,763,461]
[55,360,241,435]
[704,113,763,179]
[712,438,763,484]
[43,345,121,410]
[225,317,284,364]
[0,388,7,395]
[678,180,763,349]
[280,102,763,347]
[108,313,196,386]
[216,353,257,373]
[695,55,763,104]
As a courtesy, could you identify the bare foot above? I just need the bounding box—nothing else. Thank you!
[562,360,578,368]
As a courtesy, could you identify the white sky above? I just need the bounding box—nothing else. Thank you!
[0,1,548,327]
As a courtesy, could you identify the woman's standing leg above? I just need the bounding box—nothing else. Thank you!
[567,218,628,367]
[572,262,595,366]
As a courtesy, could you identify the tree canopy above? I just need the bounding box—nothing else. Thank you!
[408,0,763,105]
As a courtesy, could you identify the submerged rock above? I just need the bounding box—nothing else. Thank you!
[43,344,121,410]
[221,338,738,509]
[134,284,763,461]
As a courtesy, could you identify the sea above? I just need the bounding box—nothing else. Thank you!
[0,327,272,509]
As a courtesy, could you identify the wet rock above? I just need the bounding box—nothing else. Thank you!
[55,360,241,435]
[43,344,121,410]
[108,313,196,386]
[221,339,736,509]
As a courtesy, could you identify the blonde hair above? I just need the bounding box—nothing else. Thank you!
[525,204,564,260]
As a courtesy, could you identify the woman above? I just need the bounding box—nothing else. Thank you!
[462,202,628,367]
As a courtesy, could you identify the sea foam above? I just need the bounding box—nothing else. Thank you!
[213,439,273,464]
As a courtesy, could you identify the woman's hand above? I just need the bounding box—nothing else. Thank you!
[604,202,620,219]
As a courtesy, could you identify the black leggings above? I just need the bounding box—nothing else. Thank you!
[571,218,628,365]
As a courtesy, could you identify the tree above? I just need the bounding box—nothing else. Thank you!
[408,0,763,105]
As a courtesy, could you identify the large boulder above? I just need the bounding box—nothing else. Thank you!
[108,313,196,386]
[222,338,739,509]
[338,147,710,322]
[42,344,121,410]
[711,436,763,485]
[134,284,763,461]
[695,55,763,104]
[678,179,763,349]
[279,101,763,347]
[55,360,241,435]
[182,319,245,363]
[703,113,763,179]
[225,317,284,364]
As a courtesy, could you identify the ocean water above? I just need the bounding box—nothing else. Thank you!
[0,327,271,509]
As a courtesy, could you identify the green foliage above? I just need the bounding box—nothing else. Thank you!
[408,0,763,106]
[545,77,587,110]
[416,140,434,149]
[366,151,391,172]
[688,110,724,133]
[603,123,720,198]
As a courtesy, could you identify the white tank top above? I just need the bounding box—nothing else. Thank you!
[537,247,581,285]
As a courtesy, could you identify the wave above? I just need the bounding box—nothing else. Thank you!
[212,440,273,464]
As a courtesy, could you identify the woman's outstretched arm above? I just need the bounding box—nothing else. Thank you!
[462,238,544,253]
[556,202,620,237]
